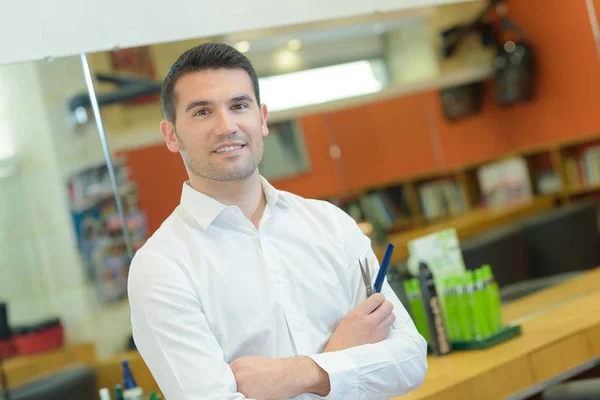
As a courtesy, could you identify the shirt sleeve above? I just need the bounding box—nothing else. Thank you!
[128,249,250,400]
[308,206,428,399]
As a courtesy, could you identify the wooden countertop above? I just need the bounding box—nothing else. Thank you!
[375,196,556,264]
[502,267,600,324]
[398,267,600,400]
[3,343,96,390]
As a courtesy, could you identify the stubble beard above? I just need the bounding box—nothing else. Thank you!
[177,131,264,183]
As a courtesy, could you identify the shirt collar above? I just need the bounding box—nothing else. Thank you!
[179,175,290,230]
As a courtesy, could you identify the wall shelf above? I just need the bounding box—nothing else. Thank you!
[338,133,600,260]
[567,183,600,197]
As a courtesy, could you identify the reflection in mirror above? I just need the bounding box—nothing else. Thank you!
[260,120,310,181]
[0,55,136,364]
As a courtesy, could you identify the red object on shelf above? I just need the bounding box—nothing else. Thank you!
[13,321,64,356]
[0,338,17,360]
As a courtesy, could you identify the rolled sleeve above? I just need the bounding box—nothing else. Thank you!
[308,351,360,399]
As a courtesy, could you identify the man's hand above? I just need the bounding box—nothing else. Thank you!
[230,356,330,399]
[323,293,395,353]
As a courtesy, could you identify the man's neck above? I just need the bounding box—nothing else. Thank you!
[189,170,266,228]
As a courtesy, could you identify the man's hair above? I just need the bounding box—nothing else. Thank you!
[160,43,261,122]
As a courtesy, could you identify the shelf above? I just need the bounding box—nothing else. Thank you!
[4,343,96,390]
[71,182,137,213]
[386,217,418,233]
[566,183,600,196]
[337,135,600,203]
[374,196,556,264]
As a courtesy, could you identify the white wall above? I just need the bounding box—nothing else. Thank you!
[0,62,56,326]
[0,0,477,65]
[36,56,133,357]
[0,57,132,358]
[386,18,440,84]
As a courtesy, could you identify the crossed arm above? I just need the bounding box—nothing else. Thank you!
[129,248,427,400]
[229,293,396,399]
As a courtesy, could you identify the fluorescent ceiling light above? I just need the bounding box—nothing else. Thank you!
[259,60,384,112]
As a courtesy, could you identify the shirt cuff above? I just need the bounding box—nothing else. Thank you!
[307,351,360,399]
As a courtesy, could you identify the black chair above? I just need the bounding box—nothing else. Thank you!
[541,378,600,400]
[0,365,96,400]
[460,222,530,288]
[521,200,600,279]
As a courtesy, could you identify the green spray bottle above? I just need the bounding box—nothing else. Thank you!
[474,269,491,339]
[454,274,473,341]
[482,265,503,333]
[465,271,487,340]
[442,276,460,341]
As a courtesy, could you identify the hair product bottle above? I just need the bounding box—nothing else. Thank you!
[418,261,452,356]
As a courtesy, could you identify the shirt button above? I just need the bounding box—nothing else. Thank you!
[277,276,284,284]
[294,321,302,330]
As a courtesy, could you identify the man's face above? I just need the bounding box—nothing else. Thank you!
[161,68,269,182]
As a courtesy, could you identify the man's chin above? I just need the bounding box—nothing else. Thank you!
[203,168,257,183]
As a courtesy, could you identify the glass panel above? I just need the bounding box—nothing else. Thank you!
[0,55,132,359]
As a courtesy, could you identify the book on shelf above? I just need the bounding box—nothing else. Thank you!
[565,145,600,188]
[418,179,465,220]
[536,169,561,195]
[341,188,411,231]
[359,192,396,230]
[477,157,533,207]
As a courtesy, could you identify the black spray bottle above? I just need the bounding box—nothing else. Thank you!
[418,261,452,356]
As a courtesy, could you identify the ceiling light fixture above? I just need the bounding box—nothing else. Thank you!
[287,39,302,51]
[234,41,251,53]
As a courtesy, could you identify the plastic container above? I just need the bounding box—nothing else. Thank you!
[418,261,452,356]
[122,360,144,400]
[482,264,503,333]
[454,274,473,341]
[12,318,64,355]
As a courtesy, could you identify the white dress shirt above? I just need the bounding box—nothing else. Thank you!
[128,176,427,400]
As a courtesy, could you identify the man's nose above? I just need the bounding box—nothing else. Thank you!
[213,108,237,136]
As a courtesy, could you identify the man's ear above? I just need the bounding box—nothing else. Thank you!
[160,119,181,153]
[260,104,269,138]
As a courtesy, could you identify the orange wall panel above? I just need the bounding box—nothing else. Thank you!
[120,144,187,234]
[270,114,343,198]
[330,94,438,191]
[501,0,600,148]
[430,82,514,168]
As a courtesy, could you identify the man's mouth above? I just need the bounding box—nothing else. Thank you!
[214,144,246,154]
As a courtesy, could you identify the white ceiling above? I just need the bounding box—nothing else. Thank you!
[0,0,476,65]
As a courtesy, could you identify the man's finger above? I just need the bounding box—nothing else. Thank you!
[378,310,396,328]
[369,300,394,324]
[357,293,385,314]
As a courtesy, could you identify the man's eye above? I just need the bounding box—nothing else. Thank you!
[194,109,209,116]
[232,103,248,111]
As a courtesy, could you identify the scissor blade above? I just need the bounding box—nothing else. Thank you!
[358,258,373,297]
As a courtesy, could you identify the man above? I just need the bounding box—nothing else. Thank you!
[128,43,427,400]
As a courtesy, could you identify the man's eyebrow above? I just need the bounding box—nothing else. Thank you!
[185,100,213,113]
[231,94,254,103]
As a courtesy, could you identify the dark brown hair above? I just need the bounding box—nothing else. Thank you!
[160,43,260,122]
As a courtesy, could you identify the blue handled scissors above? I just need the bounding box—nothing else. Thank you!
[358,258,374,297]
[358,243,395,297]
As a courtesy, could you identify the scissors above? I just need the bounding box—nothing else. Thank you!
[358,243,395,298]
[358,258,374,297]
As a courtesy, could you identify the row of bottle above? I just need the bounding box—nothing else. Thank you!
[405,263,503,354]
[99,360,162,400]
